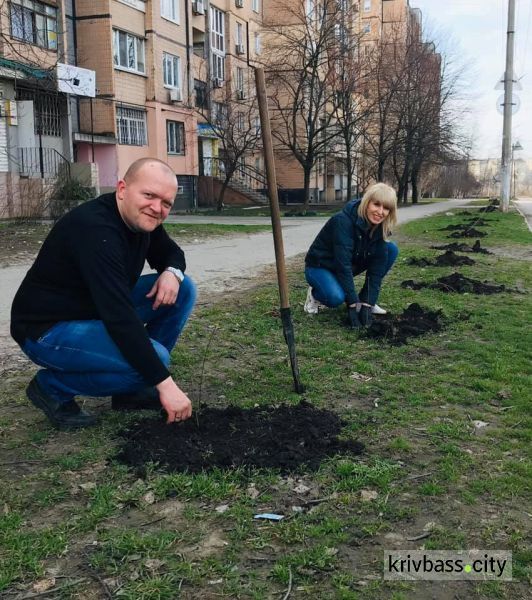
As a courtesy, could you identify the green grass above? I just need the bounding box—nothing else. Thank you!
[165,222,271,238]
[0,207,530,598]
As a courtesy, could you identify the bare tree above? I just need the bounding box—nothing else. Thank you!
[328,6,373,202]
[195,73,262,212]
[263,0,341,211]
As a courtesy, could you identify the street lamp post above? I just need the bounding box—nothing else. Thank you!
[512,141,523,199]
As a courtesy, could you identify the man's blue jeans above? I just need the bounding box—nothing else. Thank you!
[21,274,197,405]
[305,241,399,307]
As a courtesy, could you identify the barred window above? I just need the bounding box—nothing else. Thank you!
[10,0,58,50]
[116,106,147,146]
[113,29,145,74]
[17,88,62,137]
[166,120,185,154]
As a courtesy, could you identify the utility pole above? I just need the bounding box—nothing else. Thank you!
[500,0,516,213]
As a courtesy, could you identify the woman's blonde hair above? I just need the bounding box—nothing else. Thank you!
[357,182,398,239]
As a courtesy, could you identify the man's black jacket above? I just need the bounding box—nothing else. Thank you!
[11,193,185,386]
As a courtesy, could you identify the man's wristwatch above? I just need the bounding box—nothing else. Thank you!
[165,267,185,283]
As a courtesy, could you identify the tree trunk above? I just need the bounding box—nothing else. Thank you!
[302,167,312,213]
[411,170,419,204]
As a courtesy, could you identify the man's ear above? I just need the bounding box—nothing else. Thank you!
[116,179,126,200]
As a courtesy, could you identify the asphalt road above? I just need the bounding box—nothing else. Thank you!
[0,199,472,353]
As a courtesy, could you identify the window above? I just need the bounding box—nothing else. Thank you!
[161,0,179,22]
[254,32,261,55]
[236,112,244,131]
[210,6,225,80]
[167,120,185,154]
[113,29,145,73]
[236,21,243,46]
[212,101,226,125]
[364,0,371,11]
[252,0,260,13]
[236,67,244,92]
[254,116,260,134]
[17,88,62,136]
[163,53,181,89]
[116,106,147,145]
[363,23,370,34]
[10,0,57,50]
[194,79,207,108]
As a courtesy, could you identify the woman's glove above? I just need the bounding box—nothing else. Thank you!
[358,305,373,327]
[346,306,361,329]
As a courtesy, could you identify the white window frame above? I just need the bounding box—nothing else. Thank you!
[236,21,243,46]
[210,5,225,81]
[252,0,260,13]
[163,52,181,89]
[236,66,244,92]
[167,120,185,154]
[364,0,371,12]
[117,0,146,11]
[10,0,58,50]
[113,29,146,74]
[254,32,261,55]
[116,106,147,146]
[161,0,179,23]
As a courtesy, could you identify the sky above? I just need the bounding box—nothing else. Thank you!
[410,0,532,160]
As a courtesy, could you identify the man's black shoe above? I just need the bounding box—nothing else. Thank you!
[111,387,161,411]
[26,376,98,430]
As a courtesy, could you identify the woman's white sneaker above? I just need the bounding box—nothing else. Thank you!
[372,304,387,315]
[304,287,320,314]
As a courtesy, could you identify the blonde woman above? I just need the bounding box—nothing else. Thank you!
[304,183,398,328]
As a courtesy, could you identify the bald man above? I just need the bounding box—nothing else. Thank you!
[11,158,196,429]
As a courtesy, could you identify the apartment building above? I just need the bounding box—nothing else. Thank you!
[0,0,74,217]
[0,0,265,215]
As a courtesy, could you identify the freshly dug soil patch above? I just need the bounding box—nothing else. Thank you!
[401,272,506,294]
[363,303,444,346]
[440,223,483,231]
[431,241,492,255]
[116,402,364,474]
[480,204,499,213]
[407,251,475,267]
[448,227,487,238]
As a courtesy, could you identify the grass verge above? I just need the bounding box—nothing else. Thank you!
[0,205,530,598]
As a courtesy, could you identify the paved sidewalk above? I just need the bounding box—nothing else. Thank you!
[0,199,471,359]
[513,198,532,232]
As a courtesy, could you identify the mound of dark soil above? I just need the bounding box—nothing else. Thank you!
[402,272,506,294]
[480,204,499,213]
[431,241,492,254]
[115,402,364,474]
[440,223,478,231]
[434,251,475,266]
[363,303,444,346]
[448,228,487,238]
[407,251,475,267]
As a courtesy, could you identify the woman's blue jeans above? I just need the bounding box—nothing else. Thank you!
[305,241,399,307]
[21,274,197,404]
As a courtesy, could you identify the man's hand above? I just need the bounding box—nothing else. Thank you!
[146,271,180,310]
[156,376,192,424]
